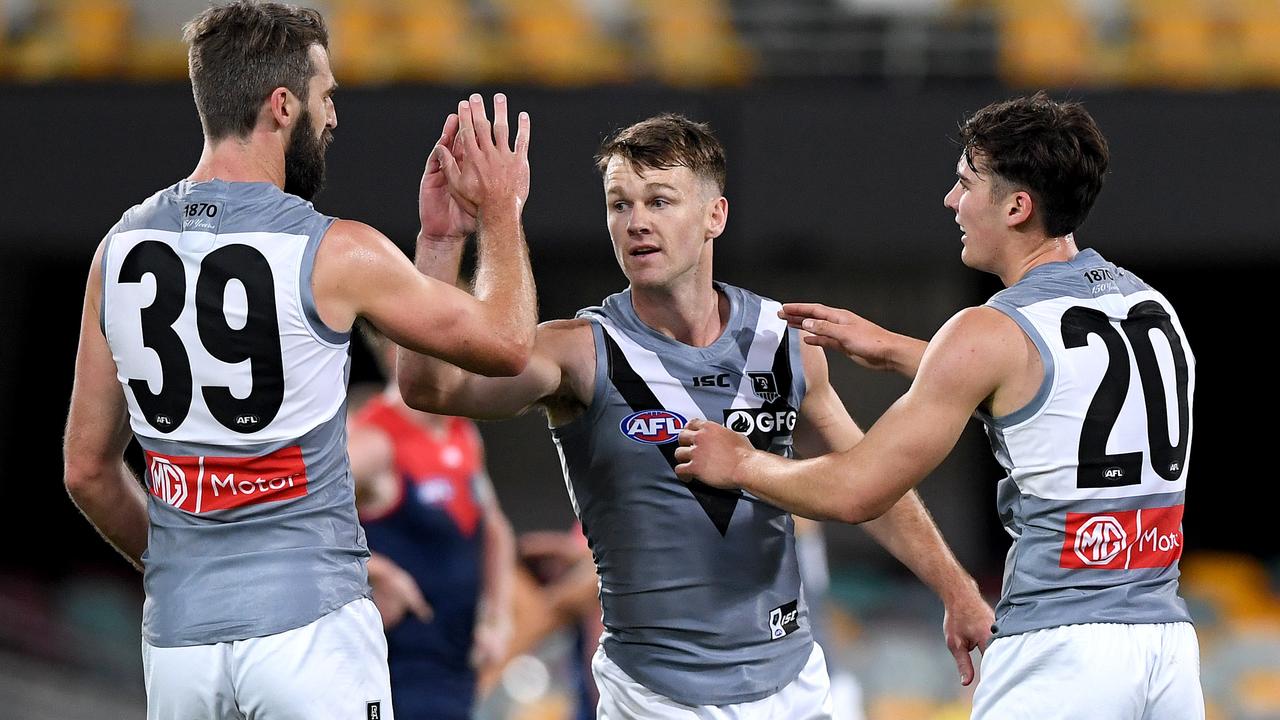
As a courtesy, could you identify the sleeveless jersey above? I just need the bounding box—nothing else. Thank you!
[354,398,486,720]
[100,179,367,647]
[980,249,1195,638]
[553,283,813,706]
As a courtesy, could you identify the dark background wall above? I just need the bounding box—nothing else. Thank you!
[2,82,1274,588]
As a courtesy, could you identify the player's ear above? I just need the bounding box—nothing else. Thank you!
[1006,190,1034,229]
[706,196,728,241]
[266,86,299,132]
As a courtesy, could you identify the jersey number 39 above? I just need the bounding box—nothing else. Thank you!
[119,241,284,434]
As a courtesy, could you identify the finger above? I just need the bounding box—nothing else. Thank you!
[438,112,459,154]
[514,110,531,159]
[456,99,478,153]
[431,144,461,187]
[426,115,459,176]
[951,643,976,686]
[781,303,846,323]
[673,445,692,463]
[410,592,434,622]
[672,462,696,482]
[779,312,812,330]
[799,318,846,339]
[801,334,845,352]
[468,93,493,150]
[491,93,509,151]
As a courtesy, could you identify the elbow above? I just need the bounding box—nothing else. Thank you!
[398,372,449,414]
[836,496,894,525]
[480,338,533,378]
[64,460,104,505]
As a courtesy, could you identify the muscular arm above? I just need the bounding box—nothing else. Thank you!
[398,319,595,422]
[315,96,537,378]
[63,242,148,570]
[680,307,1020,523]
[791,340,992,681]
[781,302,927,380]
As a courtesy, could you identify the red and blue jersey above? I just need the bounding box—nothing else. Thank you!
[354,396,486,720]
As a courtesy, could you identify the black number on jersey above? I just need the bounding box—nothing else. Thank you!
[1061,301,1191,488]
[196,245,284,432]
[118,242,192,433]
[119,242,285,434]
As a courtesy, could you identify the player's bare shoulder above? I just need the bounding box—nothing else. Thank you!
[536,318,597,424]
[926,305,1039,415]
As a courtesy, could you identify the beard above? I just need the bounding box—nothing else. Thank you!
[283,107,329,201]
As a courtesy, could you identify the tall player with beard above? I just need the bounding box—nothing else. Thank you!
[61,2,536,718]
[397,114,993,718]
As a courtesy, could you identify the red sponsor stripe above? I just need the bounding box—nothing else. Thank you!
[1059,504,1184,570]
[145,446,309,514]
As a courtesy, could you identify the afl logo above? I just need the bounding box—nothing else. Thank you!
[620,410,687,445]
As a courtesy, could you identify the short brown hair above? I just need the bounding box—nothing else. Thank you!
[183,1,329,141]
[595,114,727,193]
[959,92,1109,238]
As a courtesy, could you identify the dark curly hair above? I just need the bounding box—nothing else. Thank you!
[959,92,1109,238]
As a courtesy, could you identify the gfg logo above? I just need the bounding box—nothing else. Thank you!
[620,410,687,445]
[149,455,188,508]
[724,408,798,436]
[1074,515,1127,566]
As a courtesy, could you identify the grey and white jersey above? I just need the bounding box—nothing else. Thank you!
[980,249,1194,638]
[553,284,814,706]
[100,180,368,647]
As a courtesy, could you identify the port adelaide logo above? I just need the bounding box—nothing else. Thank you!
[723,371,797,445]
[620,409,688,445]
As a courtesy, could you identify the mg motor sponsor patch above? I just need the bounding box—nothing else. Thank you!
[1060,504,1184,570]
[145,445,309,514]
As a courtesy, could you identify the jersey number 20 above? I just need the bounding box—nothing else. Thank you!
[119,241,285,434]
[1061,301,1190,489]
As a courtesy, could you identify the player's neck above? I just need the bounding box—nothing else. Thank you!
[630,278,728,348]
[188,134,285,189]
[1000,234,1079,286]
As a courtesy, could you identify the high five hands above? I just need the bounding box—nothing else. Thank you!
[419,93,531,242]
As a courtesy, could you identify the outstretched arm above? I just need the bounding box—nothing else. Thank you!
[790,341,992,685]
[64,242,148,570]
[676,306,1017,523]
[313,94,537,378]
[780,302,927,380]
[398,319,595,422]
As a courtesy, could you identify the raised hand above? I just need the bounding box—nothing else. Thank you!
[780,302,918,375]
[673,418,753,490]
[419,112,476,242]
[431,93,531,221]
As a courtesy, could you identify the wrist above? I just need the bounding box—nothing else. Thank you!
[886,333,927,376]
[939,573,982,608]
[730,447,761,493]
[476,199,523,233]
[416,230,469,247]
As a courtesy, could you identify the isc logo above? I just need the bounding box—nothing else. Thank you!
[620,410,687,445]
